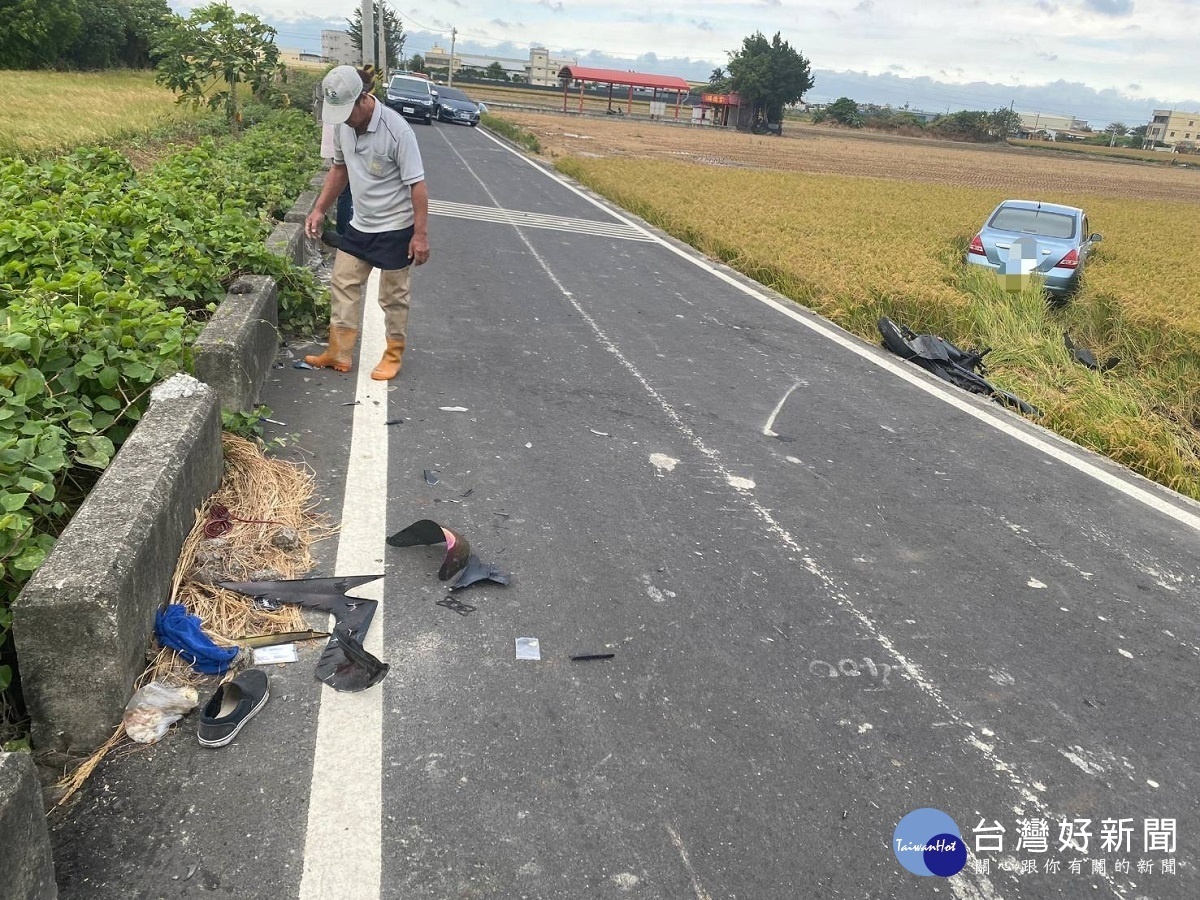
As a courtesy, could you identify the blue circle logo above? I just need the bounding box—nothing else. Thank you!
[893,808,968,877]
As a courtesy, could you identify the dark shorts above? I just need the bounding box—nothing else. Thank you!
[339,224,414,270]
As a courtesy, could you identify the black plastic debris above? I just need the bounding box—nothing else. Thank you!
[424,469,440,486]
[436,597,476,616]
[385,417,405,426]
[878,316,1039,416]
[570,653,615,662]
[386,519,510,590]
[1064,333,1119,372]
[219,575,388,692]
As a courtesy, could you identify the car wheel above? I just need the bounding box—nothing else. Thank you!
[425,114,432,125]
[470,121,478,127]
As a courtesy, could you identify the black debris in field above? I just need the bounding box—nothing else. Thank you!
[877,316,1039,416]
[1065,333,1119,372]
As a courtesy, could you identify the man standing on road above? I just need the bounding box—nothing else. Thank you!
[305,65,430,380]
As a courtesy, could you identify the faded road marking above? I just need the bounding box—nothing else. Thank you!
[665,824,713,900]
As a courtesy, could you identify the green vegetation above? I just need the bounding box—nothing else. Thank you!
[482,113,541,153]
[0,108,325,699]
[0,0,168,71]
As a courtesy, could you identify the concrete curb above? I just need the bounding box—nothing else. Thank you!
[13,376,223,757]
[192,276,280,414]
[0,752,56,900]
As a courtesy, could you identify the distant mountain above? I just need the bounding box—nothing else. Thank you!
[258,13,1196,129]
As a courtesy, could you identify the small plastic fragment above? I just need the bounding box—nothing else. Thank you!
[293,361,317,370]
[570,653,615,662]
[424,469,440,485]
[385,417,404,425]
[515,637,541,660]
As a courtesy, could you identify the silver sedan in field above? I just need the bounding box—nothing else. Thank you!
[966,199,1102,297]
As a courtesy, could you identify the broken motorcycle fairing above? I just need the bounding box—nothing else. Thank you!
[219,575,388,692]
[386,519,510,590]
[877,316,1039,416]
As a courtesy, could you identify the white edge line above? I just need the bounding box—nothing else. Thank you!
[298,273,387,900]
[477,127,1200,537]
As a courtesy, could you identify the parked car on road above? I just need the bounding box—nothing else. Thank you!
[435,85,481,126]
[966,199,1102,297]
[385,74,437,125]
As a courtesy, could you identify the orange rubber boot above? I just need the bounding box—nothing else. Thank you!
[305,326,358,372]
[370,338,406,380]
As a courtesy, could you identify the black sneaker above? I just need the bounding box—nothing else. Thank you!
[197,669,270,748]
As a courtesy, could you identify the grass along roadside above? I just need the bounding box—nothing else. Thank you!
[554,154,1200,501]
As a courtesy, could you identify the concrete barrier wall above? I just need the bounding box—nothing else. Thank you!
[192,276,280,414]
[0,752,56,900]
[13,377,222,756]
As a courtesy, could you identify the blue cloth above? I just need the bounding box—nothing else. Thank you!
[155,604,238,675]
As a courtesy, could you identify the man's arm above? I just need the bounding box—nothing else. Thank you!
[304,164,350,239]
[409,180,430,265]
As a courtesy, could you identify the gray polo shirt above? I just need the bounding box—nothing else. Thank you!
[333,99,425,233]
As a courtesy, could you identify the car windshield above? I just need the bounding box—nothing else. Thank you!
[989,207,1076,239]
[438,87,469,102]
[389,77,428,93]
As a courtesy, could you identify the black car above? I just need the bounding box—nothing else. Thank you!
[385,74,437,125]
[435,85,480,126]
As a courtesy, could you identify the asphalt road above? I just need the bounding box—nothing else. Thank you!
[49,119,1200,900]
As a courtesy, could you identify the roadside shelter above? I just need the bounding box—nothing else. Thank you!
[557,65,691,119]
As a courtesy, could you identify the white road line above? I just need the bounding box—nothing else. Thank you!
[480,128,1200,538]
[762,382,802,437]
[429,198,655,241]
[299,272,387,900]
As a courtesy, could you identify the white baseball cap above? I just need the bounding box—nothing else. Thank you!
[321,65,364,124]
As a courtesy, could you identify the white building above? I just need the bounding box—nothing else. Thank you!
[1144,108,1200,149]
[527,47,577,86]
[322,30,360,66]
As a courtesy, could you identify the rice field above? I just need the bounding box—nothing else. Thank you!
[495,113,1200,499]
[0,70,205,157]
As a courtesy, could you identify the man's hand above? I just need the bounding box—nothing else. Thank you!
[304,209,327,240]
[409,233,430,266]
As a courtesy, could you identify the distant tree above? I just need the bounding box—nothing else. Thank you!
[153,2,282,134]
[707,66,731,92]
[726,31,814,121]
[0,0,83,69]
[408,53,425,73]
[987,107,1021,138]
[822,96,863,127]
[346,2,404,70]
[117,0,172,68]
[485,61,508,81]
[1128,124,1148,138]
[1107,121,1129,136]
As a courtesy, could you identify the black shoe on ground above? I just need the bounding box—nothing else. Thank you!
[197,669,270,748]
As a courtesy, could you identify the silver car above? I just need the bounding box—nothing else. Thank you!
[966,200,1102,297]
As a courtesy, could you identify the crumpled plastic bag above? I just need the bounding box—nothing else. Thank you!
[122,681,200,744]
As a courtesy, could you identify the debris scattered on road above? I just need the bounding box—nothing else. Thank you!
[424,469,440,485]
[252,643,299,665]
[436,597,476,616]
[341,400,360,406]
[219,575,389,692]
[439,406,469,412]
[292,361,317,370]
[122,681,200,744]
[237,629,329,648]
[516,637,541,660]
[385,417,404,425]
[590,429,610,437]
[387,519,511,589]
[259,417,287,426]
[525,442,533,448]
[570,653,615,662]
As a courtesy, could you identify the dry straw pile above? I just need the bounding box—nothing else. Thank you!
[55,434,329,807]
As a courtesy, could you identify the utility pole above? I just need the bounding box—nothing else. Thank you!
[361,0,375,69]
[376,2,387,83]
[448,27,457,86]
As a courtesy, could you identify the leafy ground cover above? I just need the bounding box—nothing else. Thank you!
[0,107,326,710]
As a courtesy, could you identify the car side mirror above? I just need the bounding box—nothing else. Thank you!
[1090,233,1103,243]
